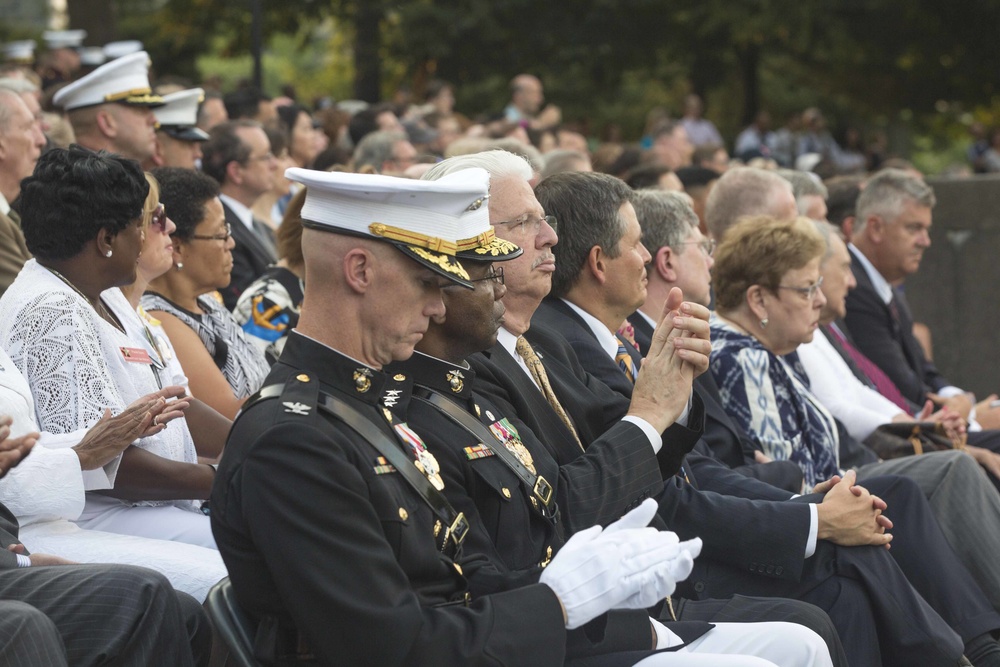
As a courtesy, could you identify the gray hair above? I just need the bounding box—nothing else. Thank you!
[540,149,590,180]
[778,168,829,215]
[854,168,936,234]
[812,219,840,263]
[485,138,544,174]
[631,189,698,254]
[0,89,24,133]
[353,130,408,172]
[422,149,534,182]
[704,167,793,239]
[0,77,37,94]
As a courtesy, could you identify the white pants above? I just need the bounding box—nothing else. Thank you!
[75,495,216,549]
[20,519,226,602]
[635,622,833,667]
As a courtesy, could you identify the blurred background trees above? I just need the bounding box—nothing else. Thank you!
[8,0,1000,171]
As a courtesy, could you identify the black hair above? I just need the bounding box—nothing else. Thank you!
[200,119,259,185]
[675,166,722,190]
[535,171,633,299]
[150,167,221,240]
[223,87,271,121]
[19,145,148,261]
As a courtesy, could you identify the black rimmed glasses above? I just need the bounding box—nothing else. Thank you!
[469,266,504,286]
[675,238,716,257]
[493,214,557,235]
[776,275,824,300]
[189,222,233,242]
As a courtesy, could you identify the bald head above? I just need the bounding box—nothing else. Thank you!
[704,167,797,239]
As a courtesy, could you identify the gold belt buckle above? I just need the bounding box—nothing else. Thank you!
[533,475,553,505]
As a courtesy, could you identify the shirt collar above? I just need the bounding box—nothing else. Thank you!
[634,309,657,330]
[561,298,620,360]
[0,191,9,216]
[848,243,893,304]
[218,193,254,231]
[497,326,520,359]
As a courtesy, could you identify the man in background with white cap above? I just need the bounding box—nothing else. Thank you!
[211,168,707,667]
[39,30,86,89]
[53,50,162,164]
[151,87,209,170]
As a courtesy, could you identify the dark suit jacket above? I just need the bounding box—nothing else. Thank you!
[843,247,948,405]
[212,333,568,666]
[389,352,711,655]
[222,202,278,311]
[0,210,30,299]
[468,329,813,598]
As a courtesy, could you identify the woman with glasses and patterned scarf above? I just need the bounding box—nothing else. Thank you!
[141,167,268,420]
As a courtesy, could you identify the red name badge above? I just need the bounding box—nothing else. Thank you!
[120,347,153,364]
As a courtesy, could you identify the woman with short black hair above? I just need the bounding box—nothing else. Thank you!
[0,145,218,549]
[142,167,269,419]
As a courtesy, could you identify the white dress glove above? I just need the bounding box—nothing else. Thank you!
[540,499,698,629]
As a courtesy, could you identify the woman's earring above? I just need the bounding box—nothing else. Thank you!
[760,317,769,329]
[175,262,184,270]
[105,250,113,258]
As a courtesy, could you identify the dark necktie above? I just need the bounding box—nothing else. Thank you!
[826,323,912,413]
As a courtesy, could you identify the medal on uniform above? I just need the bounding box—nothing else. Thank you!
[394,422,445,491]
[489,417,536,474]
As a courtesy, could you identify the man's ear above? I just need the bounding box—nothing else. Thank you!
[841,216,855,239]
[653,246,676,282]
[225,160,244,186]
[343,247,375,294]
[865,215,884,243]
[586,245,607,285]
[95,108,117,138]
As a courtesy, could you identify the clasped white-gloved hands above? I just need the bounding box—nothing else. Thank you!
[539,498,702,629]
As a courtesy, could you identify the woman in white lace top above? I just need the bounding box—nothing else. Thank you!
[0,147,219,549]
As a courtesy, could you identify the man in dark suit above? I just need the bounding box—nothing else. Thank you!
[0,89,43,296]
[0,418,210,666]
[844,168,1000,442]
[212,166,693,667]
[201,120,279,310]
[524,174,1000,659]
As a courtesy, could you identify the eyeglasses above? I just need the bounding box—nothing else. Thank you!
[189,222,233,242]
[469,266,504,286]
[674,238,715,257]
[493,214,557,235]
[776,275,824,300]
[150,203,167,232]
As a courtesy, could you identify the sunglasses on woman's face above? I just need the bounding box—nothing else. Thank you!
[151,203,167,232]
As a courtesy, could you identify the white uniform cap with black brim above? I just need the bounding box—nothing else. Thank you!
[53,51,163,111]
[154,88,210,142]
[286,167,504,289]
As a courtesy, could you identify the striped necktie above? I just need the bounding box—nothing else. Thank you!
[615,341,638,384]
